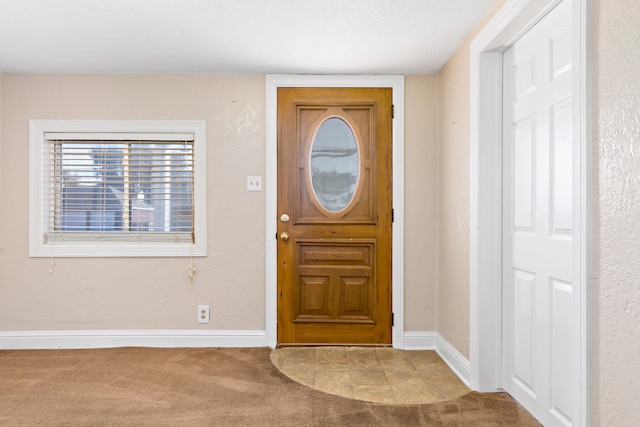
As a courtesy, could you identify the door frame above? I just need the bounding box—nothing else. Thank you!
[265,75,405,349]
[469,0,590,425]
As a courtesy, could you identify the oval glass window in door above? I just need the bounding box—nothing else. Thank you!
[310,117,360,213]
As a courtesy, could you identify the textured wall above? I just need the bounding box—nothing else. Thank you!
[592,0,640,424]
[404,75,439,331]
[0,74,2,213]
[0,74,436,335]
[437,46,471,357]
[0,74,267,331]
[436,0,507,358]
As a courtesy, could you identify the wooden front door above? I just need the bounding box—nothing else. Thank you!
[277,87,392,345]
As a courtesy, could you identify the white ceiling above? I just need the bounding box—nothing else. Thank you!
[0,0,496,74]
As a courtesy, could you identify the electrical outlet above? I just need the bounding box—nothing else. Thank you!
[197,305,210,324]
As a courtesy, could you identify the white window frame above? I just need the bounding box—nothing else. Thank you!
[29,120,207,258]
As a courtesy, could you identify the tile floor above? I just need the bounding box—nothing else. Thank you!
[270,346,470,404]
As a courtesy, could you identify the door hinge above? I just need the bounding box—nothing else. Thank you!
[391,104,395,119]
[392,312,395,327]
[392,208,395,223]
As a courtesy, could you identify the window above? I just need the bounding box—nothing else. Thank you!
[30,120,206,257]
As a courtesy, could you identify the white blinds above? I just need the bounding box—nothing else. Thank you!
[43,133,195,244]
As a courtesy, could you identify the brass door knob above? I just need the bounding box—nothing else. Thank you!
[280,232,290,241]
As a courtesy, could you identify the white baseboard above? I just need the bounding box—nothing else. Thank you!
[0,330,269,350]
[403,331,437,350]
[435,334,471,387]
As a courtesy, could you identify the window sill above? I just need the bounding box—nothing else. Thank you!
[29,242,206,258]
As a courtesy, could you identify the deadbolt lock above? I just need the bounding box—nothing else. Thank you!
[280,213,290,223]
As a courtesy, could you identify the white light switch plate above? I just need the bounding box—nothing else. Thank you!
[247,176,262,191]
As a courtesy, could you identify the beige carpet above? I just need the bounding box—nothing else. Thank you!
[0,347,540,426]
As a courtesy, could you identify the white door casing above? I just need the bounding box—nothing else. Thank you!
[502,0,575,424]
[265,75,405,349]
[470,0,590,426]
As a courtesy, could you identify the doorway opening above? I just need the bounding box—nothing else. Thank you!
[469,0,590,425]
[265,75,405,348]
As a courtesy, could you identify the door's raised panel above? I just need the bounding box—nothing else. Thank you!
[513,269,536,398]
[515,56,537,100]
[550,25,572,79]
[513,118,536,231]
[296,275,331,320]
[551,98,573,237]
[551,278,573,425]
[338,277,374,321]
[300,243,372,266]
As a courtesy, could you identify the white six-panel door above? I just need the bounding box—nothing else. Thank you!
[502,0,574,425]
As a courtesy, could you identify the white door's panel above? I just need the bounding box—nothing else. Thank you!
[515,57,537,99]
[514,118,536,231]
[550,25,573,79]
[551,278,573,426]
[502,0,574,425]
[551,98,574,236]
[513,269,536,396]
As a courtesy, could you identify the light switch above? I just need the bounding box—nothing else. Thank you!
[247,176,262,191]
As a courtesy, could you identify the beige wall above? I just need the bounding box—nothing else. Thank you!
[0,75,268,331]
[0,74,437,334]
[0,74,2,211]
[592,0,640,424]
[404,75,439,331]
[436,0,506,358]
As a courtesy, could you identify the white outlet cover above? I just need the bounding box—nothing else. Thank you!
[197,305,210,324]
[247,176,262,191]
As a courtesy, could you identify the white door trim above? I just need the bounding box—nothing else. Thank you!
[265,75,405,349]
[469,0,590,425]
